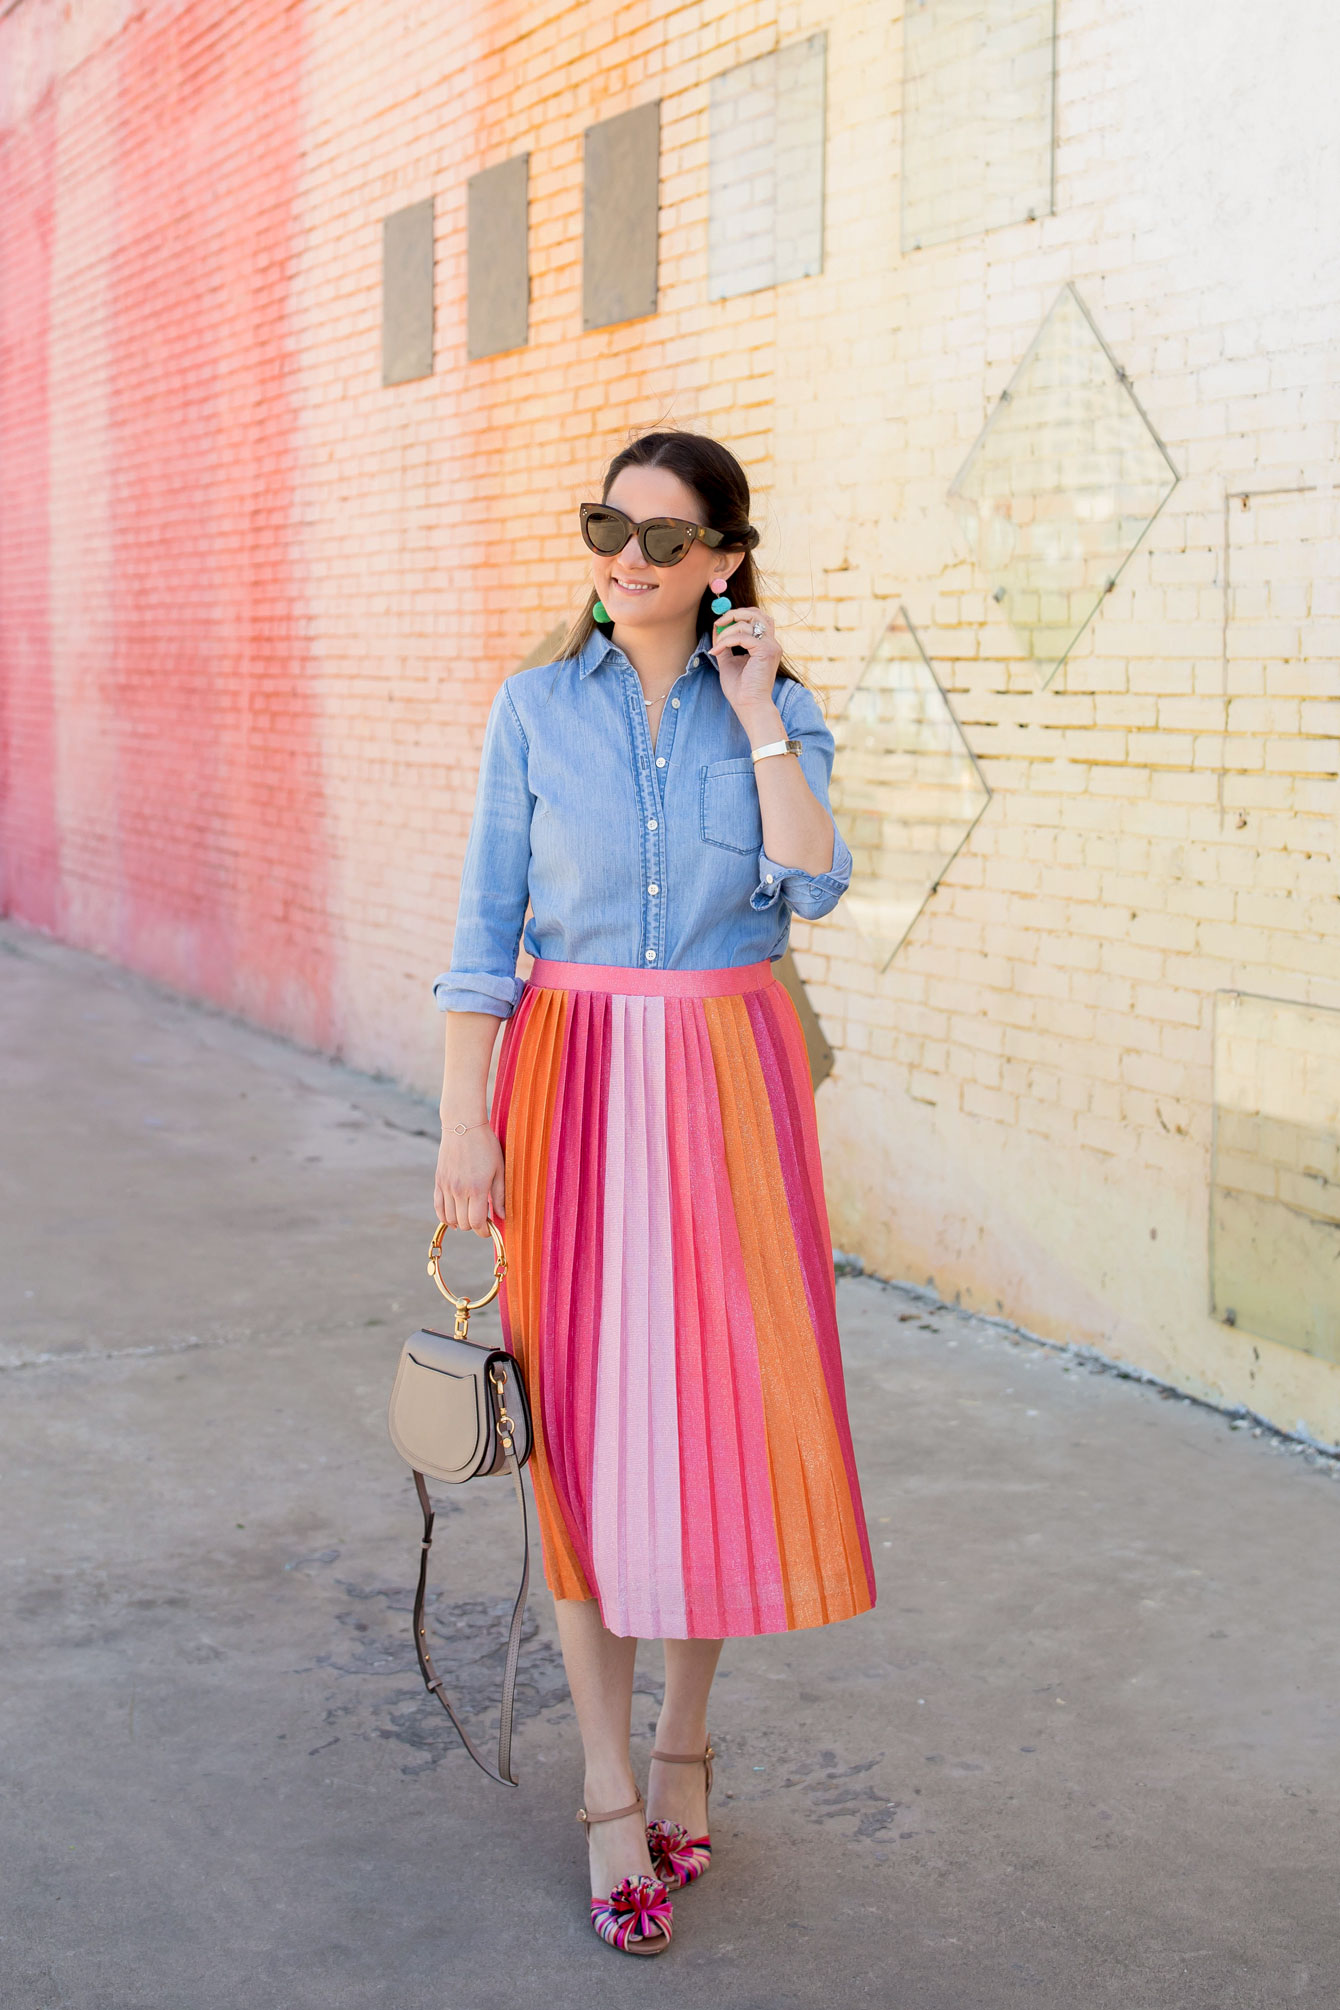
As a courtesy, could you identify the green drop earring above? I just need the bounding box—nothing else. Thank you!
[593,599,611,625]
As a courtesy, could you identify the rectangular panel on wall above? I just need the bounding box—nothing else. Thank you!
[583,101,660,331]
[1212,993,1340,1366]
[902,0,1055,252]
[708,35,826,302]
[467,156,529,360]
[382,198,435,384]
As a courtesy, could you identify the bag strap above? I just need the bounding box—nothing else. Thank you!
[411,1455,531,1788]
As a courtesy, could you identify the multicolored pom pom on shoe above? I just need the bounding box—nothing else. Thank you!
[590,1875,673,1954]
[646,1819,712,1889]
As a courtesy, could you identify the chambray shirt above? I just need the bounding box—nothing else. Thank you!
[434,628,852,1017]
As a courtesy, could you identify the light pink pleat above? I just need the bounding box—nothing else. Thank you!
[591,995,687,1637]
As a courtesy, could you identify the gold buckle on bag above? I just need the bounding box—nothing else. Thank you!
[489,1363,517,1456]
[427,1217,507,1339]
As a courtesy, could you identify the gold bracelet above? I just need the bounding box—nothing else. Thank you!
[444,1116,490,1137]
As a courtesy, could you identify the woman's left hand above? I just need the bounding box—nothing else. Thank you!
[710,605,782,721]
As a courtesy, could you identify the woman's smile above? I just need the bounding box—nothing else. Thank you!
[610,574,657,595]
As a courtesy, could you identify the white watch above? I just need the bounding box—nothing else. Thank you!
[750,737,801,763]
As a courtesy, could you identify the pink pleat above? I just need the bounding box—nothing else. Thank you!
[663,998,788,1635]
[590,995,686,1637]
[537,989,608,1591]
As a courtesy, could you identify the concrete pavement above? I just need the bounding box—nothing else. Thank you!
[2,920,1337,2010]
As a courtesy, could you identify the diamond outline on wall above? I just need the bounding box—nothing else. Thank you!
[828,606,991,970]
[948,284,1179,683]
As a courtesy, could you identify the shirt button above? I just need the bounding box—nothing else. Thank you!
[647,818,658,831]
[671,697,680,708]
[648,883,659,896]
[656,756,666,768]
[645,949,657,962]
[765,874,775,884]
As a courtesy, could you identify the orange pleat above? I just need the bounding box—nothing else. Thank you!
[703,995,873,1631]
[496,986,592,1600]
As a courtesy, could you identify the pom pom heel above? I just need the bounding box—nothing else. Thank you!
[646,1739,715,1890]
[578,1792,673,1956]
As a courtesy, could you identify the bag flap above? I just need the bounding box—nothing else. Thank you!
[401,1325,496,1377]
[388,1330,487,1482]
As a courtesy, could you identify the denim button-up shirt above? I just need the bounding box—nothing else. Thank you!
[435,628,852,1017]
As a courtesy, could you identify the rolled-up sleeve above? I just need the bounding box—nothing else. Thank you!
[749,680,853,920]
[433,684,534,1017]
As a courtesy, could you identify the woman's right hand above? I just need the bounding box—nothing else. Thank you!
[434,1122,506,1235]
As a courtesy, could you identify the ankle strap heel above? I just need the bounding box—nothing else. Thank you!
[577,1792,646,1830]
[577,1791,673,1957]
[649,1740,715,1797]
[647,1738,715,1891]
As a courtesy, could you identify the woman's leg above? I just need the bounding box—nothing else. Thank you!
[646,1638,723,1836]
[553,1596,656,1897]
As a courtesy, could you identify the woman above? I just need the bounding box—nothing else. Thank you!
[433,431,875,1956]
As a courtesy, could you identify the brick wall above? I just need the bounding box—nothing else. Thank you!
[2,0,332,1043]
[0,52,57,928]
[2,0,1338,1441]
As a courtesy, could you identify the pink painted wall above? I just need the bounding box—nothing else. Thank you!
[0,86,59,932]
[1,2,332,1047]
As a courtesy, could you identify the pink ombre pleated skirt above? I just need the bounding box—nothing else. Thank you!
[491,958,875,1640]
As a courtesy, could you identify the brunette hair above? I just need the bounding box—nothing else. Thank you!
[562,430,801,682]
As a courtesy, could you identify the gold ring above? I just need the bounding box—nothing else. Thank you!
[427,1216,507,1309]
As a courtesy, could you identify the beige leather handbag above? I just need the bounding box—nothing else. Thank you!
[387,1220,533,1787]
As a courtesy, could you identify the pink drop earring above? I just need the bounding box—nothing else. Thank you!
[709,576,732,616]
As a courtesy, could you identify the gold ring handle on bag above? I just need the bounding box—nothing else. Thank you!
[428,1218,507,1337]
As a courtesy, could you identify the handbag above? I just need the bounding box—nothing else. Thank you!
[387,1218,533,1786]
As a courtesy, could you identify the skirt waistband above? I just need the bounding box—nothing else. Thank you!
[527,958,776,999]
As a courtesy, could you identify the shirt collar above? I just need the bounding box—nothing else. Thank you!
[577,627,716,679]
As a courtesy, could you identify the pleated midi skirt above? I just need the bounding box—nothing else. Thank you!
[491,958,876,1640]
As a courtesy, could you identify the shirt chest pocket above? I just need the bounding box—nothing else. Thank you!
[699,757,763,855]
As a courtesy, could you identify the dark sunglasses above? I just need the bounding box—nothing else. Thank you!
[579,502,728,569]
